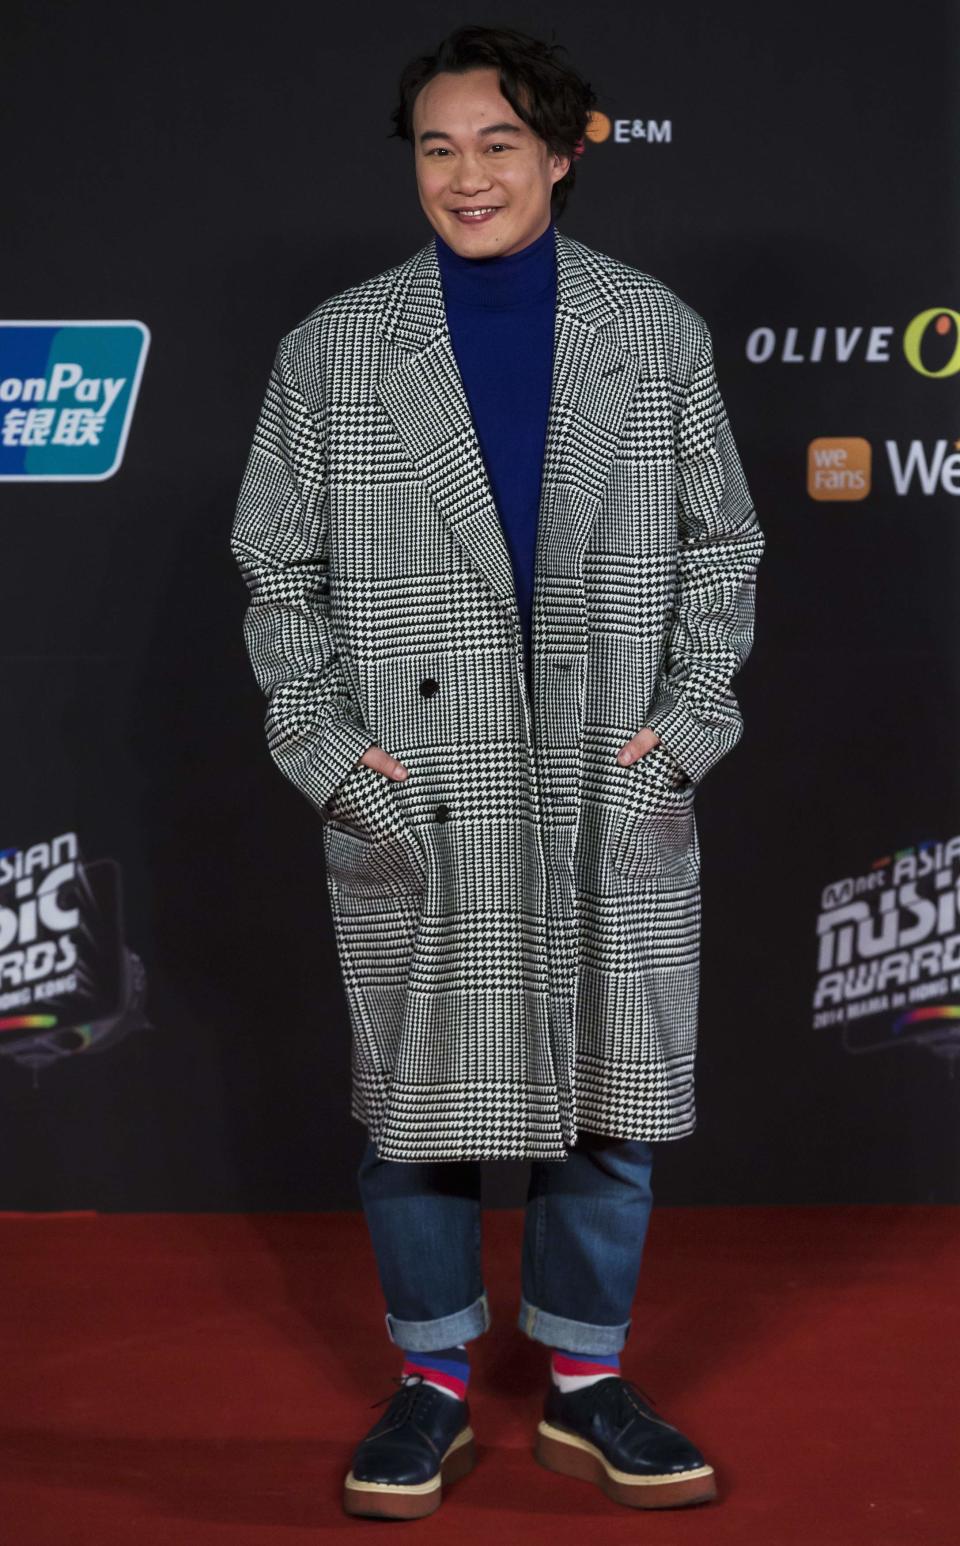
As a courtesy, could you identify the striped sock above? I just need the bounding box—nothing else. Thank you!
[400,1343,470,1402]
[550,1346,621,1392]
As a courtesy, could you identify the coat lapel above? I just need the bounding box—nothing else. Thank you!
[375,226,643,619]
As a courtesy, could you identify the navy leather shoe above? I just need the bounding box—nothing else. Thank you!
[535,1374,716,1509]
[343,1371,477,1519]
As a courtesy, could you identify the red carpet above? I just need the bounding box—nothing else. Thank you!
[1,1206,956,1544]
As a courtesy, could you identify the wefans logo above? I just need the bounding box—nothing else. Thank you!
[808,437,960,499]
[808,438,871,500]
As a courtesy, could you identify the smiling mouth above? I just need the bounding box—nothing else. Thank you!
[451,206,501,219]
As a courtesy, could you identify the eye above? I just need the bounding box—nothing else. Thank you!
[424,143,512,156]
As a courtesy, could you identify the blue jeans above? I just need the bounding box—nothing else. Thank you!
[356,1130,655,1356]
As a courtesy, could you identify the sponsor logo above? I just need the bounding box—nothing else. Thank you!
[808,437,871,500]
[585,111,672,145]
[885,438,960,494]
[0,830,151,1074]
[813,832,960,1066]
[807,437,960,499]
[747,309,959,376]
[0,320,150,480]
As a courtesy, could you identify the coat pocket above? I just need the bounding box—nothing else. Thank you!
[321,760,409,840]
[610,746,698,885]
[322,821,426,898]
[321,761,426,895]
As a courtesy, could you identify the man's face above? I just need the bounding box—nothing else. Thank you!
[412,66,570,258]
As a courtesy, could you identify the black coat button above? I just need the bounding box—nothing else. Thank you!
[435,804,450,823]
[419,678,440,697]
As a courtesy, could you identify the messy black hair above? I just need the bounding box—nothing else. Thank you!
[389,24,597,218]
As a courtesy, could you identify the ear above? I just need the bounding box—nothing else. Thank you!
[551,152,572,184]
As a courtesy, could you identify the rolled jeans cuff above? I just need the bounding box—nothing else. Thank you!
[384,1288,492,1351]
[517,1293,632,1354]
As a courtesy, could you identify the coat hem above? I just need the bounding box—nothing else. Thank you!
[348,1060,697,1161]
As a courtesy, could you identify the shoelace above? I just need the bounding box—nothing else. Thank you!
[592,1375,668,1427]
[369,1369,430,1412]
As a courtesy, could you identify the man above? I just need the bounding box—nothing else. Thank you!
[231,24,764,1521]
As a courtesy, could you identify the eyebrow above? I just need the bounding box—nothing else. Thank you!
[418,121,525,145]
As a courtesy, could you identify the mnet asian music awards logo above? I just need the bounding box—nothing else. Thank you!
[813,833,960,1068]
[0,831,152,1080]
[0,320,150,480]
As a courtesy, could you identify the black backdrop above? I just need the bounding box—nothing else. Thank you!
[2,1,958,1209]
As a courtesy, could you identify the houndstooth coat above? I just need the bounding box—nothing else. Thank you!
[230,225,765,1163]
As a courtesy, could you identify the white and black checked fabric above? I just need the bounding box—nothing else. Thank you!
[230,227,765,1162]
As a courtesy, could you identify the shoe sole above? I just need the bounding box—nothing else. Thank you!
[535,1420,717,1509]
[343,1424,477,1519]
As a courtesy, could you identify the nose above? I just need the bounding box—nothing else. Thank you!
[450,152,494,195]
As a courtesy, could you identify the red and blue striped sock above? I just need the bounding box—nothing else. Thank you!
[550,1346,621,1392]
[400,1343,470,1402]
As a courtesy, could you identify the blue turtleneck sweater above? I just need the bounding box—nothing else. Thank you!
[435,221,557,698]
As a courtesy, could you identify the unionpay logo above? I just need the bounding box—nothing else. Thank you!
[0,320,150,481]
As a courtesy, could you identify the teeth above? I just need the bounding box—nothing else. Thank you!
[458,208,497,216]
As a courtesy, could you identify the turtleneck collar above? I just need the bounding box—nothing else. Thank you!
[435,220,557,309]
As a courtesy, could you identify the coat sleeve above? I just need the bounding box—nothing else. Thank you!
[229,335,374,814]
[642,321,766,786]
